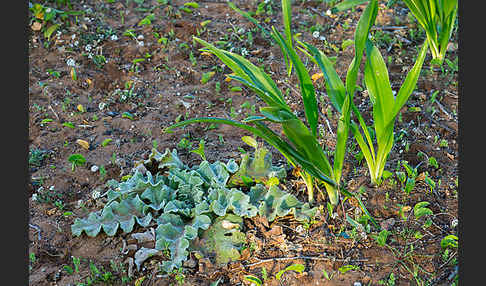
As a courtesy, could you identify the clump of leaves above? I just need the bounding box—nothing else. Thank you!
[229,136,286,186]
[72,148,317,273]
[403,0,458,66]
[29,148,48,167]
[68,154,86,171]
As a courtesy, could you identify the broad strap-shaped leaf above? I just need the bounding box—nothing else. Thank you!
[333,92,351,183]
[271,27,319,137]
[193,37,288,109]
[298,41,346,112]
[281,0,293,76]
[392,40,429,118]
[166,116,338,188]
[345,0,378,99]
[364,39,395,145]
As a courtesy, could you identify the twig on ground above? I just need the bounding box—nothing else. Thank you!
[435,100,455,121]
[48,105,59,121]
[243,255,368,268]
[29,223,42,241]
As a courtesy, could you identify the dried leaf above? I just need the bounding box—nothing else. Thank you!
[76,139,90,150]
[31,21,42,31]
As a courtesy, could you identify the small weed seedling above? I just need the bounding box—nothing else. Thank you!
[275,264,305,281]
[68,154,86,171]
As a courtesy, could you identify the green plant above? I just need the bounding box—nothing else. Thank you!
[440,234,458,249]
[29,148,48,167]
[244,275,262,286]
[373,229,391,246]
[413,201,433,219]
[68,154,86,171]
[402,0,458,66]
[345,32,429,186]
[72,148,317,274]
[166,0,379,206]
[275,263,305,280]
[338,264,360,274]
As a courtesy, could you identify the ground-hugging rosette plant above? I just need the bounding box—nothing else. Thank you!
[71,148,318,273]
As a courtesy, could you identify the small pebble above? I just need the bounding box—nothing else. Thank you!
[354,282,362,286]
[91,165,99,172]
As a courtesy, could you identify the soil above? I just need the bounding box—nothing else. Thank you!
[28,0,458,285]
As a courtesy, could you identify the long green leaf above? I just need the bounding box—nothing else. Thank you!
[331,0,368,13]
[392,41,429,117]
[281,0,293,76]
[345,0,378,99]
[333,93,351,183]
[363,39,395,144]
[227,2,270,38]
[166,117,338,187]
[299,41,346,112]
[271,27,318,137]
[252,122,337,187]
[194,37,287,108]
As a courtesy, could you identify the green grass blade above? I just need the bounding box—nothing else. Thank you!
[271,27,318,137]
[227,2,270,38]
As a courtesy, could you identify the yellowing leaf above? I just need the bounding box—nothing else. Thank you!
[225,73,235,82]
[311,72,324,82]
[44,24,60,41]
[200,71,215,84]
[134,276,146,286]
[200,20,211,27]
[200,51,213,57]
[86,78,92,86]
[35,11,44,20]
[221,220,240,230]
[241,136,258,148]
[77,104,85,112]
[70,67,77,81]
[401,206,411,213]
[76,139,90,150]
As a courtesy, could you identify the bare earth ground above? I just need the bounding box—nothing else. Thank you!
[28,0,458,285]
